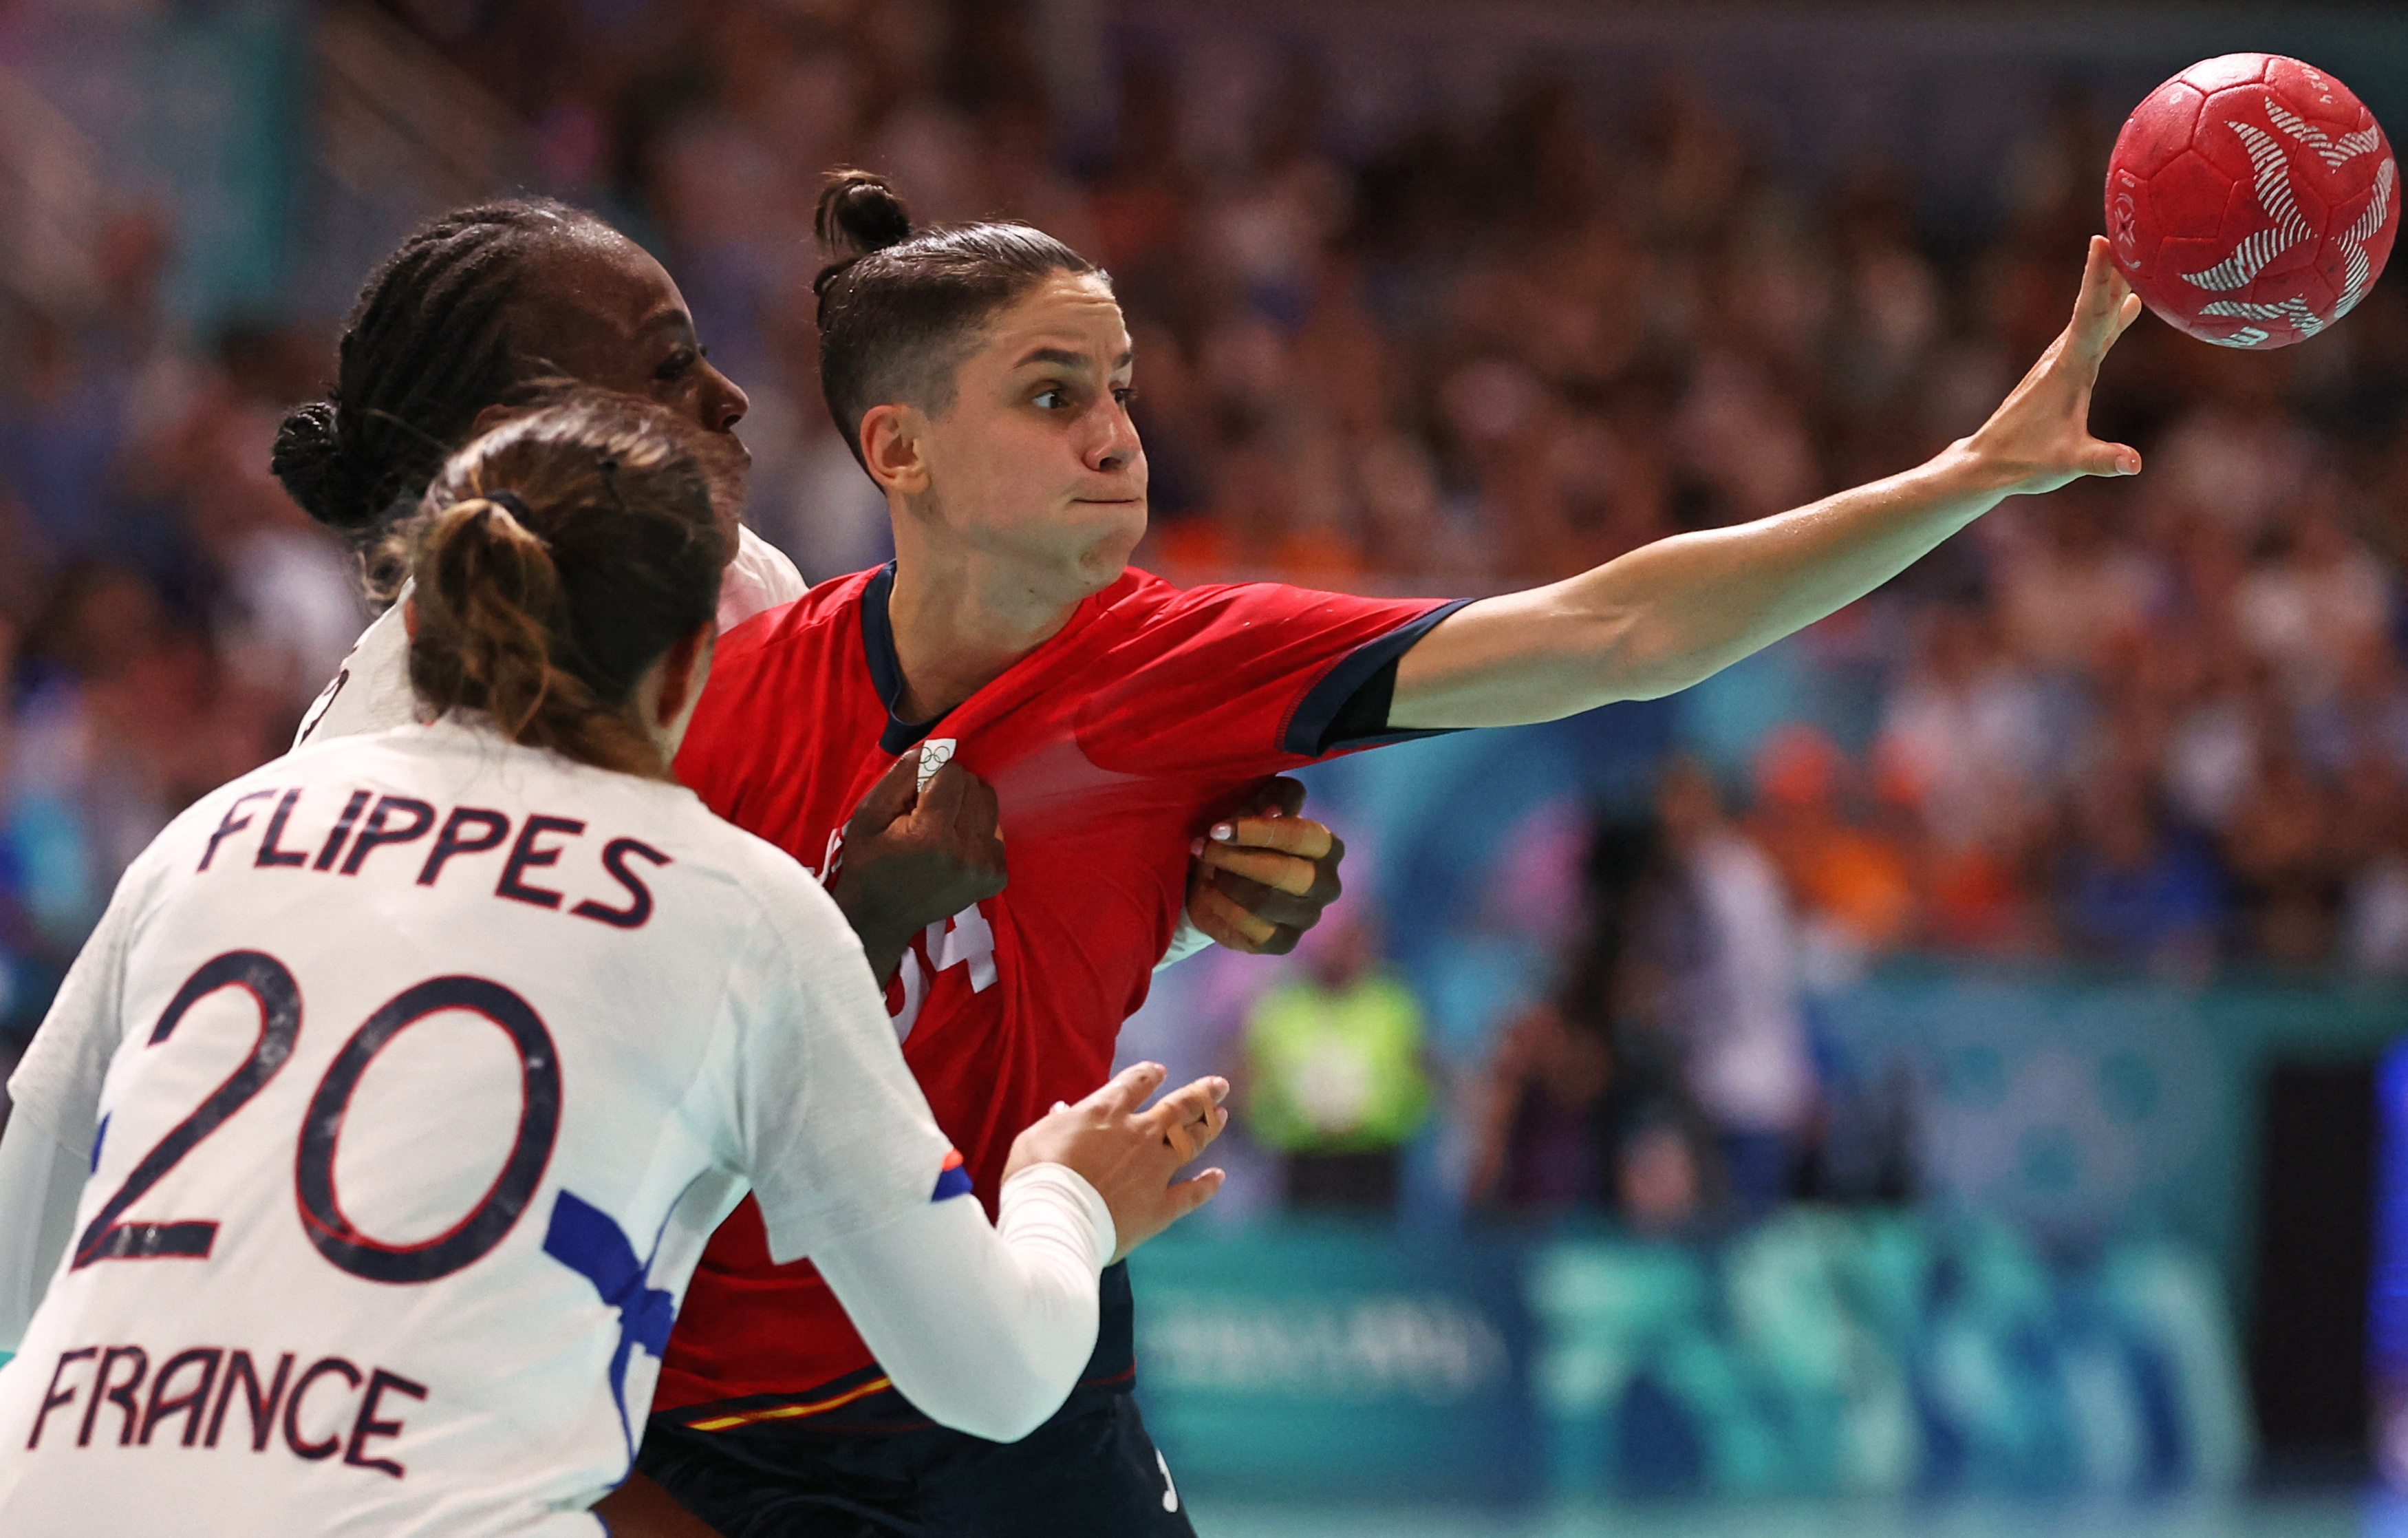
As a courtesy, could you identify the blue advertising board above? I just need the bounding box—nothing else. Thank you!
[1130,1215,2246,1502]
[1129,1223,1541,1502]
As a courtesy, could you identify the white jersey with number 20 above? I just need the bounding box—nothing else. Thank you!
[0,718,955,1535]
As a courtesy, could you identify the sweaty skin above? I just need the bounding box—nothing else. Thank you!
[851,246,2143,744]
[522,237,1322,1538]
[502,229,752,439]
[1385,237,2146,725]
[857,273,1148,723]
[474,228,1339,965]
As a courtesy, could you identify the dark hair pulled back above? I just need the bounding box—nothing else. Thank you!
[272,198,608,535]
[810,169,1101,467]
[405,387,726,779]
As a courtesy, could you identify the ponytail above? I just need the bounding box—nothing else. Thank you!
[813,167,915,290]
[404,389,727,778]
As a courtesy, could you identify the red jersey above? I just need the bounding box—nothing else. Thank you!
[652,564,1460,1422]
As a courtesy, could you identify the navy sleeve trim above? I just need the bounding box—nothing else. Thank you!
[860,563,902,711]
[1281,598,1475,758]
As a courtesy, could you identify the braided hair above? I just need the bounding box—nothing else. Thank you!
[272,199,609,537]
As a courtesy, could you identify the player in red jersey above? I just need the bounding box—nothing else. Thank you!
[253,200,1346,1534]
[267,198,1338,978]
[627,171,2145,1536]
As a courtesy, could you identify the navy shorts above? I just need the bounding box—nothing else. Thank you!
[639,1267,1195,1538]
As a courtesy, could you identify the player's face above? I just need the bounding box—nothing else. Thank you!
[923,272,1146,597]
[505,228,753,555]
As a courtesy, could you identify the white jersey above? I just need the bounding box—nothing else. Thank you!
[288,528,1219,971]
[0,718,952,1536]
[294,525,808,749]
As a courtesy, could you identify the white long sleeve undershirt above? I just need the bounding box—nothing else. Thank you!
[0,1112,83,1361]
[813,1163,1117,1443]
[0,1111,1114,1446]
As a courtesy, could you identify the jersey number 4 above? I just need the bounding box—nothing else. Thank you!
[890,903,998,1043]
[72,950,560,1286]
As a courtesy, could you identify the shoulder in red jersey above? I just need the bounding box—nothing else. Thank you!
[1066,570,1470,778]
[674,567,886,866]
[652,565,1468,1416]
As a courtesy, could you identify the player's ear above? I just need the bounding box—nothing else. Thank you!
[857,404,930,499]
[401,597,419,641]
[468,401,516,439]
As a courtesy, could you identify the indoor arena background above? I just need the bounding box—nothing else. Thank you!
[5,3,2408,1533]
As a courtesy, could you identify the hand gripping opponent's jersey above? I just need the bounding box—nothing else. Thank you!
[654,564,1463,1424]
[0,721,954,1536]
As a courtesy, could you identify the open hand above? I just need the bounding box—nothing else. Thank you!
[1005,1062,1228,1263]
[1960,235,2146,497]
[832,756,1007,985]
[1186,777,1344,955]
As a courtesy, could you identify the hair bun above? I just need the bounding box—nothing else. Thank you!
[270,399,380,531]
[814,169,912,260]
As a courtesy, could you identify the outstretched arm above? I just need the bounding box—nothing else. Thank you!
[1391,237,2144,729]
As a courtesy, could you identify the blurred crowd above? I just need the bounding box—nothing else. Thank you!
[405,0,2408,984]
[0,202,367,1039]
[3,2,2407,1226]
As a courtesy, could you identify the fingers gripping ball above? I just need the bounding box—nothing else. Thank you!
[2106,53,2398,348]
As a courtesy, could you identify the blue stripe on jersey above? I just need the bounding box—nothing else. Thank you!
[544,1190,676,1464]
[932,1148,972,1201]
[89,1115,107,1173]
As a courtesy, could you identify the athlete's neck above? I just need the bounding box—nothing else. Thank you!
[884,553,1088,724]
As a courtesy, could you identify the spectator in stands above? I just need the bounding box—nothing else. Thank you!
[1745,725,1917,974]
[1470,818,1723,1234]
[1240,910,1432,1211]
[1657,759,1816,1215]
[2057,765,2222,972]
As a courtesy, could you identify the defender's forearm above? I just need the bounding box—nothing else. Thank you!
[0,1114,89,1356]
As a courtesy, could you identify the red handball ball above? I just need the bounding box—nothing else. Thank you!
[2105,53,2398,349]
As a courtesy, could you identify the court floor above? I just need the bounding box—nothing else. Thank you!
[1201,1493,2383,1538]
